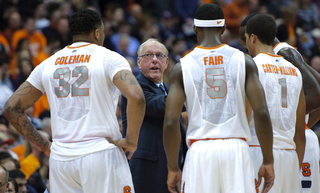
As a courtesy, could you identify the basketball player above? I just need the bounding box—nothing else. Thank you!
[245,14,306,193]
[163,4,274,193]
[3,9,145,192]
[274,41,320,193]
[240,13,320,193]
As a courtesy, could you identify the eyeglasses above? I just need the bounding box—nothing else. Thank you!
[139,53,167,60]
[0,181,7,187]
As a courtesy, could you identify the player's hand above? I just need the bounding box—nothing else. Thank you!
[106,137,137,159]
[257,163,275,193]
[167,170,182,193]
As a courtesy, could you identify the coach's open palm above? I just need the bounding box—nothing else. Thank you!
[106,137,137,159]
[258,163,275,193]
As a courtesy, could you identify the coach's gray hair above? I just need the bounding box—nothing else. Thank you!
[137,38,169,56]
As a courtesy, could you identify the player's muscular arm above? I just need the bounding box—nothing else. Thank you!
[113,70,145,158]
[245,55,274,193]
[245,55,273,164]
[3,82,51,157]
[163,63,186,193]
[277,48,320,113]
[294,88,306,168]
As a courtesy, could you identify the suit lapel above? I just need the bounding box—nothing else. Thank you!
[137,72,165,95]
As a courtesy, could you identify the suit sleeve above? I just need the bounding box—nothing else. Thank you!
[140,82,167,118]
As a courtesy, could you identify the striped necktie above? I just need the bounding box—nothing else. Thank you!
[159,84,167,95]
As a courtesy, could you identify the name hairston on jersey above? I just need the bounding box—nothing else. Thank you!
[55,54,92,65]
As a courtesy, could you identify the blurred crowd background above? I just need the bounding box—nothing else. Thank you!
[0,0,319,192]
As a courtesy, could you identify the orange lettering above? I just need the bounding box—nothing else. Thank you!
[209,56,214,65]
[79,55,84,63]
[84,55,91,63]
[204,57,208,65]
[69,56,74,64]
[74,55,80,63]
[60,57,66,65]
[292,68,297,76]
[262,64,267,73]
[255,179,259,193]
[55,57,60,65]
[217,56,223,64]
[64,56,69,64]
[182,182,185,193]
[123,186,131,193]
[302,163,311,177]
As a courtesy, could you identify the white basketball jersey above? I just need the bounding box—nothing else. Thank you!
[180,44,251,146]
[27,42,131,161]
[249,53,302,149]
[273,42,295,54]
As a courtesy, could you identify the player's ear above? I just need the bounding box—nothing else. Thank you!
[137,57,142,69]
[251,34,258,44]
[193,25,197,35]
[221,25,226,35]
[94,28,100,41]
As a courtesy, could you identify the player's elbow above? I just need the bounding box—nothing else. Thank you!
[253,108,270,121]
[2,100,13,118]
[163,116,177,132]
[294,129,306,147]
[127,90,145,107]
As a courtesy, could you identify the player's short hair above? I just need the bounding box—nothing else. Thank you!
[194,4,224,28]
[69,9,102,36]
[240,13,260,27]
[246,14,276,46]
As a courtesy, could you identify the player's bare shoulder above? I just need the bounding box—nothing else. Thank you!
[277,47,304,67]
[169,62,183,84]
[113,70,138,85]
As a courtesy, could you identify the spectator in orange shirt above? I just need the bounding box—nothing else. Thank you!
[222,0,249,35]
[20,131,49,180]
[0,33,10,55]
[11,17,47,67]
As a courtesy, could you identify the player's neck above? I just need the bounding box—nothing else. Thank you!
[255,44,275,57]
[72,35,97,45]
[198,35,222,48]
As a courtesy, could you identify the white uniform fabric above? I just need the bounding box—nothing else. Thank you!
[49,148,134,193]
[27,42,133,192]
[250,147,302,193]
[181,45,251,145]
[274,42,319,193]
[182,139,255,193]
[300,128,320,193]
[249,52,303,193]
[273,42,295,54]
[249,53,302,149]
[180,45,255,193]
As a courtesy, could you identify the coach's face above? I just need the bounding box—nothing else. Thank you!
[137,41,168,83]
